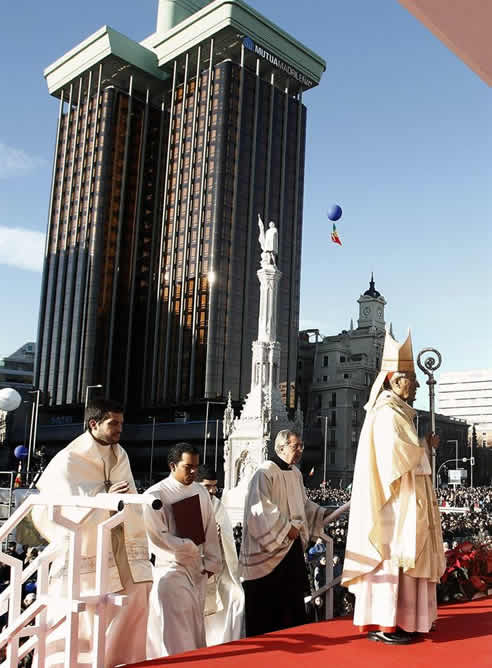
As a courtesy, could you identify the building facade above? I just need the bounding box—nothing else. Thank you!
[438,370,492,448]
[299,277,388,484]
[34,0,325,417]
[0,343,35,451]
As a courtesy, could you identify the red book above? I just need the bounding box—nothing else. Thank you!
[172,494,206,546]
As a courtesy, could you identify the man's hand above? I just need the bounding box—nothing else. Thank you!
[425,433,440,449]
[287,526,300,540]
[107,481,130,494]
[202,570,214,578]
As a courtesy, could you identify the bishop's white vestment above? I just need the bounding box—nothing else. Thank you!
[204,496,244,645]
[32,430,152,667]
[144,477,222,658]
[342,391,445,633]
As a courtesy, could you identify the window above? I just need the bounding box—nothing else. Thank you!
[330,411,336,427]
[331,392,336,407]
[329,452,336,465]
[343,373,349,379]
[323,376,328,382]
[323,355,328,367]
[340,356,346,363]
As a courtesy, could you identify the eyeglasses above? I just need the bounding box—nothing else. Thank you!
[286,442,304,452]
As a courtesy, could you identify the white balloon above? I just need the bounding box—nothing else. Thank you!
[0,388,22,412]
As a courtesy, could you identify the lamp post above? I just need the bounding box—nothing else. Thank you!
[84,384,103,429]
[437,457,473,488]
[27,390,40,480]
[446,439,459,472]
[149,416,156,486]
[317,414,328,485]
[203,400,225,465]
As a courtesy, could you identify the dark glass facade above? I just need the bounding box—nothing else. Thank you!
[35,46,306,414]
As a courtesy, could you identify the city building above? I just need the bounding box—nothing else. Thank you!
[438,370,492,448]
[0,342,35,453]
[0,343,35,391]
[34,0,326,424]
[299,276,388,485]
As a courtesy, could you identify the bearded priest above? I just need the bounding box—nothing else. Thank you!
[342,331,445,644]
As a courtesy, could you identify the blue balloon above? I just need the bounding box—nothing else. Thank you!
[25,581,36,593]
[14,445,28,460]
[327,204,342,221]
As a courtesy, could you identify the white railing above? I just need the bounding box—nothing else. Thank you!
[0,493,161,668]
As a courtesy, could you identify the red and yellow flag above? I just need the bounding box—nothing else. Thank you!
[331,223,342,246]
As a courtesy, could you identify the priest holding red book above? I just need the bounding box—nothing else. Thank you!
[143,443,222,658]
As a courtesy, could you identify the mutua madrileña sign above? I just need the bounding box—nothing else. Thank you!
[243,36,313,88]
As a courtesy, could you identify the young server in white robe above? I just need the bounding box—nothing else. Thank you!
[144,444,222,658]
[239,430,330,636]
[196,465,245,645]
[32,399,152,668]
[342,331,445,645]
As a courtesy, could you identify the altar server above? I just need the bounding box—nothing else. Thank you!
[197,465,245,645]
[144,443,222,657]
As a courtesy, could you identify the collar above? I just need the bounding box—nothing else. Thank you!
[270,452,292,471]
[67,430,120,463]
[377,390,416,420]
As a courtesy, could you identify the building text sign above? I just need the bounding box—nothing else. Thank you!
[243,37,313,88]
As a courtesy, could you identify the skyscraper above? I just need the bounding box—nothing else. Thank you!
[35,0,325,413]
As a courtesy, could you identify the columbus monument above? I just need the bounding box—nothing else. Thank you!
[222,217,302,524]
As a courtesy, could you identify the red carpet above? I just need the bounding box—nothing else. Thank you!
[126,596,492,668]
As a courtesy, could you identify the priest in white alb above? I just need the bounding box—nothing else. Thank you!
[32,399,152,667]
[196,464,245,645]
[240,429,329,636]
[342,331,445,644]
[143,443,222,658]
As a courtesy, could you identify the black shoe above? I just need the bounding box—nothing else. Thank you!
[367,630,414,645]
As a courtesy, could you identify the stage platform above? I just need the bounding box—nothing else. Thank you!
[125,596,492,668]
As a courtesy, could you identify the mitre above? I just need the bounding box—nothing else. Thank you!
[365,330,415,411]
[380,330,415,373]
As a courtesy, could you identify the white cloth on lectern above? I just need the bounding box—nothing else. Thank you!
[144,477,222,658]
[205,496,244,645]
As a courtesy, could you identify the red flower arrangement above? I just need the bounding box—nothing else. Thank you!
[440,540,492,600]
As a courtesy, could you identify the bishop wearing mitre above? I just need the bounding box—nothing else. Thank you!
[342,330,445,644]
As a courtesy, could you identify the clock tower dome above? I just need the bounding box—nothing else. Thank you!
[357,274,386,331]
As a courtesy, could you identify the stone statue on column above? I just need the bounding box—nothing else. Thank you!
[258,214,278,268]
[221,215,302,524]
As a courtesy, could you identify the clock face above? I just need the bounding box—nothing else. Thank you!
[363,306,370,316]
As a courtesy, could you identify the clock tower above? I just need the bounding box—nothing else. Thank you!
[357,274,386,331]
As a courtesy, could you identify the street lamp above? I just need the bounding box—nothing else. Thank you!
[148,416,157,486]
[27,390,41,481]
[84,384,103,429]
[437,457,474,487]
[203,401,225,465]
[317,414,329,486]
[446,439,459,471]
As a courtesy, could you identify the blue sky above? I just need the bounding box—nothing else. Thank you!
[0,0,490,409]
